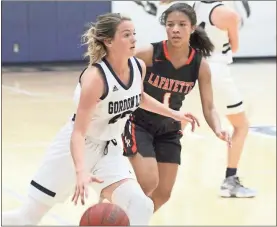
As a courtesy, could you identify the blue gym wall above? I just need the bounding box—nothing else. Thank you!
[2,1,111,64]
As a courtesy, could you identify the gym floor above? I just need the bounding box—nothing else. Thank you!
[2,59,276,225]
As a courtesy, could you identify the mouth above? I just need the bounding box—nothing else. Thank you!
[172,36,181,40]
[130,46,135,49]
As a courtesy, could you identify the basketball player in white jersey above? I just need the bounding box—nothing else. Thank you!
[2,13,199,226]
[193,1,256,198]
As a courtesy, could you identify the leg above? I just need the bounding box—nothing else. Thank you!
[226,111,249,171]
[91,142,154,225]
[210,63,256,197]
[220,108,255,198]
[151,163,179,212]
[150,130,182,212]
[122,119,159,195]
[2,122,101,225]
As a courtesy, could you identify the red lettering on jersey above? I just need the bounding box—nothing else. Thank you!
[152,76,160,87]
[168,79,175,91]
[158,77,167,88]
[147,74,195,94]
[178,81,186,93]
[148,73,155,84]
[172,80,180,92]
[163,78,170,90]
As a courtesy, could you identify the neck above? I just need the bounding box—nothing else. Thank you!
[167,41,190,59]
[105,52,129,74]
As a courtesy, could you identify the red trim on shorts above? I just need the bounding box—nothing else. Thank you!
[162,40,196,65]
[122,135,127,154]
[131,122,137,153]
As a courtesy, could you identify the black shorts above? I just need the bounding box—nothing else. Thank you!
[122,111,183,164]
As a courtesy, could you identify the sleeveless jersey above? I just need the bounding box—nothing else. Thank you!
[73,57,142,141]
[133,40,202,122]
[193,1,233,64]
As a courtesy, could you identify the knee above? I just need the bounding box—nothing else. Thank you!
[230,112,249,135]
[153,187,172,205]
[138,174,159,196]
[111,180,154,225]
[133,190,154,212]
[234,117,249,134]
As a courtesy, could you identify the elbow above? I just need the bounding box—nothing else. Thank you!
[203,104,216,117]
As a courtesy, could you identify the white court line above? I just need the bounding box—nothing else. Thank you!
[2,84,70,100]
[3,141,50,149]
[2,85,50,97]
[2,185,72,225]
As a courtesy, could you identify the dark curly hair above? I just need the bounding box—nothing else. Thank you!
[160,3,214,57]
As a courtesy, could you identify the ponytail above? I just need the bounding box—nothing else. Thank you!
[82,25,107,65]
[189,26,214,57]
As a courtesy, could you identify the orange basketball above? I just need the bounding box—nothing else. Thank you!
[79,203,130,226]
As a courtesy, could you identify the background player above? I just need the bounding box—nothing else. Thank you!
[193,0,256,198]
[2,13,199,226]
[122,3,231,212]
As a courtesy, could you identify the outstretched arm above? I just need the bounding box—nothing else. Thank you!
[198,58,231,146]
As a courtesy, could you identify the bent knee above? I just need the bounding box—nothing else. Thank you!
[111,180,154,225]
[138,174,159,196]
[153,188,173,204]
[228,112,249,132]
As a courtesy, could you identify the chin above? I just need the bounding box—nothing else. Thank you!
[170,39,187,48]
[128,48,136,56]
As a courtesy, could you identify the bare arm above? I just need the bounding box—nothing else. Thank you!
[211,5,240,53]
[70,67,104,173]
[198,58,222,134]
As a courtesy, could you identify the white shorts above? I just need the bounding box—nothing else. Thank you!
[209,62,244,115]
[28,121,135,207]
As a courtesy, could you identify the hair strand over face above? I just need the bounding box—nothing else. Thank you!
[82,13,131,65]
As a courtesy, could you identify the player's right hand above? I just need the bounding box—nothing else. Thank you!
[173,111,200,132]
[183,113,200,132]
[72,171,103,205]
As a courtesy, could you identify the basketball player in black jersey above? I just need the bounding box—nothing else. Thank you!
[122,3,231,212]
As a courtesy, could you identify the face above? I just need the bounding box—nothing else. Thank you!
[108,20,136,57]
[165,11,195,47]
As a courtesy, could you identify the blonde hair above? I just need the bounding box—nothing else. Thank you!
[82,13,131,65]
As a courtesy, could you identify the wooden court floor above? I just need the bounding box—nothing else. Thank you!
[2,60,276,225]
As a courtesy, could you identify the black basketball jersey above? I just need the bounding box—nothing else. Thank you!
[133,40,202,123]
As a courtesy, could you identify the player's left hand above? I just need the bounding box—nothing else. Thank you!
[215,130,232,148]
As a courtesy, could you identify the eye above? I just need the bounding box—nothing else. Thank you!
[124,33,131,38]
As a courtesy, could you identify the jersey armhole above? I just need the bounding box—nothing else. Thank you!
[133,57,143,78]
[195,54,203,80]
[209,4,224,26]
[79,64,109,100]
[78,67,87,83]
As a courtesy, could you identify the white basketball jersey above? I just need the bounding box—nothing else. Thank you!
[73,57,142,141]
[193,1,233,64]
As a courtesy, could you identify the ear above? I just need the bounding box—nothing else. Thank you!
[103,38,113,48]
[191,25,196,34]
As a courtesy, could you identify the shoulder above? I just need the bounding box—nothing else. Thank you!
[211,4,240,27]
[198,57,211,79]
[79,64,106,97]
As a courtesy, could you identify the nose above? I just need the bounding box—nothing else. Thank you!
[131,35,137,43]
[172,24,180,33]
